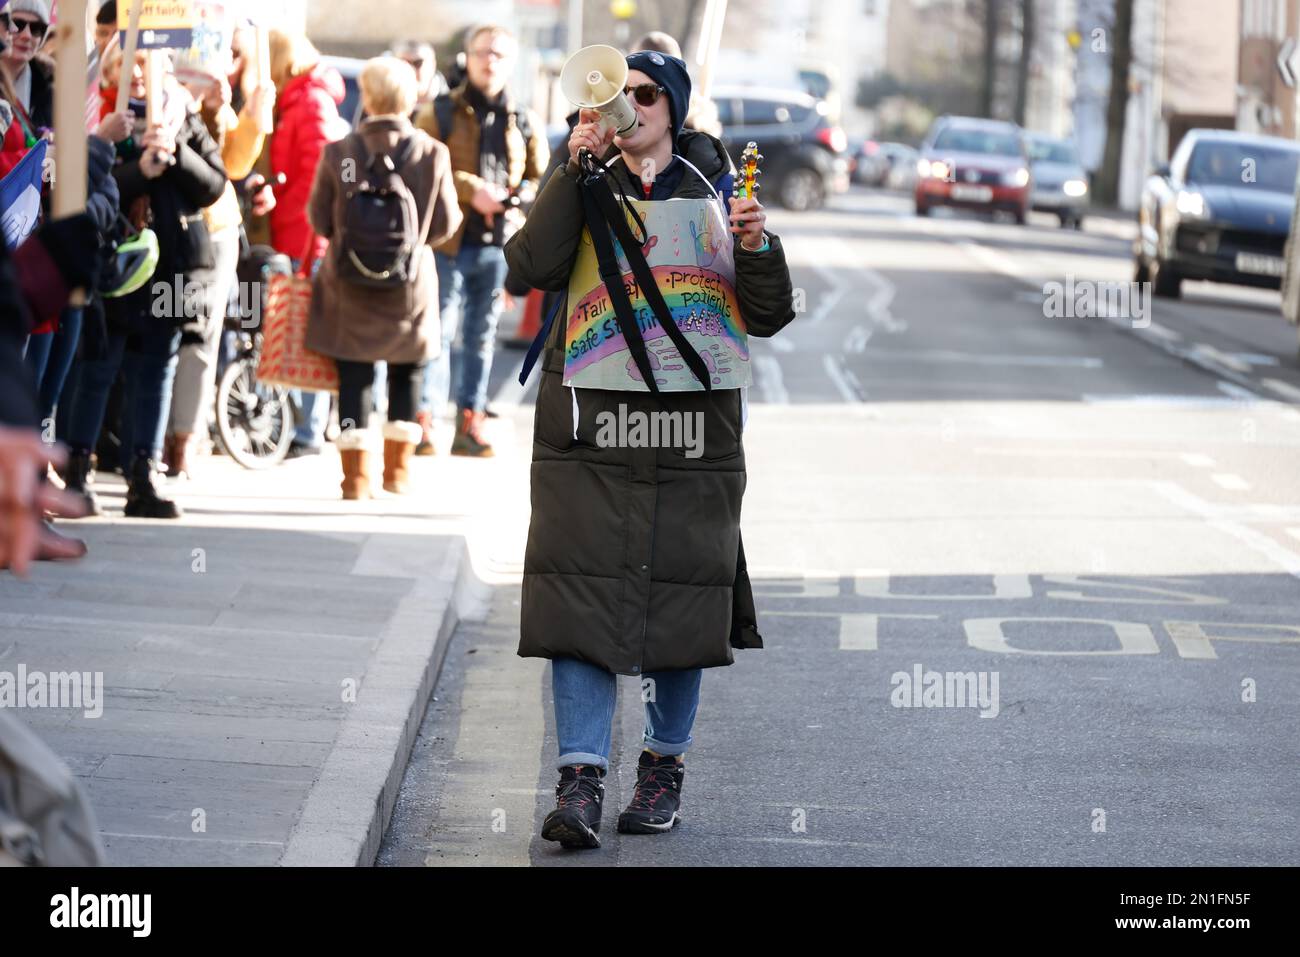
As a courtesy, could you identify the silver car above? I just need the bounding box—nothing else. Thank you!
[1027,134,1089,229]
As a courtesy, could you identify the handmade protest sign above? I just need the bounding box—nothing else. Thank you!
[117,0,196,50]
[0,140,49,248]
[172,1,232,86]
[563,195,751,392]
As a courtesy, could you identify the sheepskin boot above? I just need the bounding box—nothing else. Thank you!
[336,428,372,500]
[382,420,422,494]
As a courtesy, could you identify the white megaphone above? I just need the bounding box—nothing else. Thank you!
[560,44,639,138]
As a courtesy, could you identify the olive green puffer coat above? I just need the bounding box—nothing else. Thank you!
[503,129,796,675]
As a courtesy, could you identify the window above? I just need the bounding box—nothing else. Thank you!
[740,99,808,126]
[713,97,736,127]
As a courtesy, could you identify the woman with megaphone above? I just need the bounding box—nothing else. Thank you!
[505,48,796,850]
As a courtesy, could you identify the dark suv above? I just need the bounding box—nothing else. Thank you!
[713,86,849,211]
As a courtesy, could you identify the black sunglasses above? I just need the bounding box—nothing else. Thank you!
[0,14,10,33]
[624,83,666,107]
[12,17,49,41]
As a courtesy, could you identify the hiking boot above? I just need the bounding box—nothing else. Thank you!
[124,455,182,519]
[541,765,605,849]
[451,408,494,458]
[414,410,435,456]
[61,449,102,518]
[617,751,684,834]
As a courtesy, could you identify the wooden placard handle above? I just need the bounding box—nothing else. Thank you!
[116,0,144,115]
[53,0,91,307]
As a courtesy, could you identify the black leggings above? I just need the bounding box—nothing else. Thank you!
[336,360,424,432]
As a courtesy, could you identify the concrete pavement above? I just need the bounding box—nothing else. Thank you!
[0,421,513,866]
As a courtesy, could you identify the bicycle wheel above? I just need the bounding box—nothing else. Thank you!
[214,355,295,469]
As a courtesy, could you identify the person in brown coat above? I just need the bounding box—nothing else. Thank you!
[306,57,462,499]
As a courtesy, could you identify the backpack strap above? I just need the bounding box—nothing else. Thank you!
[518,292,566,387]
[432,93,455,142]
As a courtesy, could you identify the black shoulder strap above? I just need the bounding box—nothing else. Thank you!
[433,94,455,142]
[577,155,713,394]
[362,135,416,177]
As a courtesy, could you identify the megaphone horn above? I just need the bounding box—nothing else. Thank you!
[561,44,639,138]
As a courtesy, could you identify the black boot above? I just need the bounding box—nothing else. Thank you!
[541,765,605,849]
[617,751,685,834]
[61,449,102,518]
[124,454,182,519]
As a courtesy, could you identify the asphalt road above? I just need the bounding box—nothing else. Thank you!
[378,186,1300,866]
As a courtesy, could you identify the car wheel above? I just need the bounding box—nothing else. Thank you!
[780,168,825,211]
[915,199,930,217]
[1150,255,1182,298]
[1013,207,1028,226]
[1073,215,1085,231]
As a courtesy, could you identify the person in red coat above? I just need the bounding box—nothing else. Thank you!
[267,29,346,265]
[265,29,347,454]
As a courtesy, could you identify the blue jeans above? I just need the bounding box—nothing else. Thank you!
[23,306,84,431]
[292,388,330,447]
[66,326,181,461]
[551,657,703,772]
[423,243,508,416]
[289,254,331,447]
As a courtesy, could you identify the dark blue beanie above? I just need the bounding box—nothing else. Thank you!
[625,50,692,141]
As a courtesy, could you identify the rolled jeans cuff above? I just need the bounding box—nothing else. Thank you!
[642,733,692,757]
[557,751,609,772]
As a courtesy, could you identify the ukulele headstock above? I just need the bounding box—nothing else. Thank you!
[733,141,762,200]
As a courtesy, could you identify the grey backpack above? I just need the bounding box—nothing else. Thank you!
[0,712,106,866]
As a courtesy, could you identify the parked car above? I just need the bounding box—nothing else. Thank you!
[1026,134,1089,229]
[914,116,1031,222]
[713,86,849,211]
[853,141,917,189]
[1134,128,1300,298]
[881,143,919,191]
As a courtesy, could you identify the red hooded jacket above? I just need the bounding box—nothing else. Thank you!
[269,64,347,264]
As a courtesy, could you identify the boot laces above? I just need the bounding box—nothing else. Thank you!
[628,763,679,811]
[556,771,602,809]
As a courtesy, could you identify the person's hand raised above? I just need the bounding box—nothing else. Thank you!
[568,109,615,164]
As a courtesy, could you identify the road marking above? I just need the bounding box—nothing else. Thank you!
[753,354,789,404]
[866,348,1102,368]
[1143,322,1182,342]
[1153,481,1300,581]
[843,325,872,354]
[1081,394,1245,406]
[974,447,1184,460]
[1181,453,1215,468]
[1193,344,1252,374]
[1211,473,1251,491]
[770,336,795,353]
[809,258,848,325]
[823,354,865,401]
[1263,378,1300,402]
[861,265,905,333]
[1217,381,1258,401]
